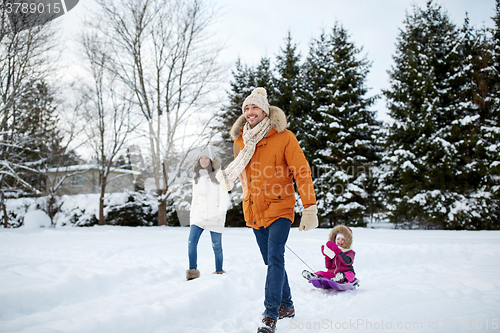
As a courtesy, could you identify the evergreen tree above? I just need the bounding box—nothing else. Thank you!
[213,57,277,160]
[464,0,500,228]
[10,80,73,194]
[381,1,495,229]
[213,59,255,173]
[274,32,305,139]
[254,57,277,102]
[302,24,380,227]
[485,0,500,227]
[442,16,496,229]
[115,155,131,169]
[214,59,254,144]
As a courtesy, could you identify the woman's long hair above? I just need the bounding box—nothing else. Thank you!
[193,159,220,185]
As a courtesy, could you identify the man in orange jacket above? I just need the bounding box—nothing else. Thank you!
[217,87,318,333]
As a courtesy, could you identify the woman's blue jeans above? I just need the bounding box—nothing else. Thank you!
[253,218,293,320]
[188,225,223,272]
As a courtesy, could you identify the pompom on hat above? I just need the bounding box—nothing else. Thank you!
[242,87,270,115]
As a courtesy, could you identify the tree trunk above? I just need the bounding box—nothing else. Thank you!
[1,192,8,228]
[99,176,107,225]
[47,194,56,226]
[157,189,167,226]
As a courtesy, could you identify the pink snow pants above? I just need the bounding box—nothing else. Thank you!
[315,270,355,282]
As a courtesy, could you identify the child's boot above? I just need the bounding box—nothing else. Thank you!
[333,272,346,283]
[302,270,319,280]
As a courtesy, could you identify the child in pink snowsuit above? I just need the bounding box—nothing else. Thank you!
[303,225,356,283]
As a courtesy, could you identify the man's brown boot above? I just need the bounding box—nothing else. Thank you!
[278,303,295,319]
[257,317,277,333]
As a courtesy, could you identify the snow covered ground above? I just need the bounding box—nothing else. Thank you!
[1,226,499,333]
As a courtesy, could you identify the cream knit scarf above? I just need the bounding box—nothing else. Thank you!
[216,117,271,191]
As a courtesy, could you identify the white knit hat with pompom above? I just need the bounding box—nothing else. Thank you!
[242,87,270,115]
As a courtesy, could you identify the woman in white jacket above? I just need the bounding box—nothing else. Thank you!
[186,149,229,280]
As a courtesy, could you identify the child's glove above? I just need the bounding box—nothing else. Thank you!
[327,241,342,254]
[322,241,342,259]
[321,245,333,268]
[321,245,328,257]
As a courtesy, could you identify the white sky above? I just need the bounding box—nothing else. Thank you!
[58,0,496,124]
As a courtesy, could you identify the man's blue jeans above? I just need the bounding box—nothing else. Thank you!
[188,225,223,272]
[253,218,293,320]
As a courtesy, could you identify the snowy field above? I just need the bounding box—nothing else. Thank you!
[1,226,499,333]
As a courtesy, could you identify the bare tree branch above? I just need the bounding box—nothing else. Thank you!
[79,30,141,225]
[88,0,226,225]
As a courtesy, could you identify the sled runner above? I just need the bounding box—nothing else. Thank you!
[308,277,359,291]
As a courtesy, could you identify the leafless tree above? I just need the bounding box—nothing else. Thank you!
[80,32,140,225]
[0,5,59,227]
[40,91,87,224]
[89,0,225,225]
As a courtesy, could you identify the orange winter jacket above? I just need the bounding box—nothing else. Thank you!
[231,106,316,229]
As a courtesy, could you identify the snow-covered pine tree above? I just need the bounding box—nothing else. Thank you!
[274,32,313,222]
[255,57,277,102]
[440,15,500,229]
[274,32,304,138]
[467,0,500,228]
[484,0,500,228]
[213,56,278,161]
[9,80,72,194]
[302,24,380,227]
[115,155,132,170]
[213,59,255,173]
[213,57,277,144]
[381,1,491,229]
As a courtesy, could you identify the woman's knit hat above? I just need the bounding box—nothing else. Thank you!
[199,146,214,160]
[242,87,270,115]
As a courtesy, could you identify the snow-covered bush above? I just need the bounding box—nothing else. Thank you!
[23,210,52,228]
[1,192,180,228]
[105,192,158,226]
[2,197,50,228]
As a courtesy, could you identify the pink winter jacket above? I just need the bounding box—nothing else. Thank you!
[324,245,355,276]
[316,225,356,281]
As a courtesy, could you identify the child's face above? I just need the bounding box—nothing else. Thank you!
[336,236,345,247]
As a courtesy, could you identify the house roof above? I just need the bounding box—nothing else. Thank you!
[47,164,141,176]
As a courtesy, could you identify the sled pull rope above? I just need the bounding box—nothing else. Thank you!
[285,244,316,272]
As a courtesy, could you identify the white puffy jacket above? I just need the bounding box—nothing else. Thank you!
[190,169,229,233]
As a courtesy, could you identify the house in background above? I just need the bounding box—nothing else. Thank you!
[47,165,141,195]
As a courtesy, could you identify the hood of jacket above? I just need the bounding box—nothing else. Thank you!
[230,105,287,140]
[328,225,353,250]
